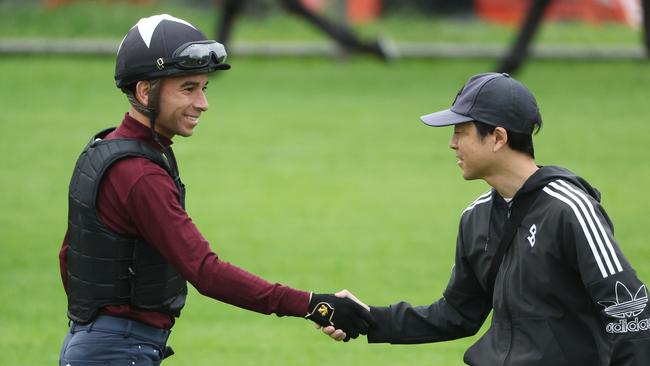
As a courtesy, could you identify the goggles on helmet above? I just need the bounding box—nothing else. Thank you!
[156,40,227,71]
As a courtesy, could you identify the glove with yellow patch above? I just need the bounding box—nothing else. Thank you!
[305,293,375,342]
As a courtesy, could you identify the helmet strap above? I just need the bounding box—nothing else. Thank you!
[144,79,182,184]
[144,79,162,147]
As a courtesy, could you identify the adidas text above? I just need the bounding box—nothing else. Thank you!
[606,317,650,334]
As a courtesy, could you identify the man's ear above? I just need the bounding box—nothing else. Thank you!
[135,80,151,107]
[493,127,509,152]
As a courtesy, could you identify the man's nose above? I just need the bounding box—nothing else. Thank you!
[449,136,458,150]
[194,90,209,112]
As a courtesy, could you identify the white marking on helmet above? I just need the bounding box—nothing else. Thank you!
[135,14,196,49]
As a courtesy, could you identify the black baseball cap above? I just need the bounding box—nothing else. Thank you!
[420,72,541,134]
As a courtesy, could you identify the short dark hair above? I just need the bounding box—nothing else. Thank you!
[473,121,541,158]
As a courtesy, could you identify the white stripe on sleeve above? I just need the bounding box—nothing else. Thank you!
[549,181,617,276]
[557,180,623,272]
[463,194,492,214]
[543,186,609,278]
[463,191,493,213]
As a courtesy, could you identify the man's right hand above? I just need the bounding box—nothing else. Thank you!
[305,290,375,342]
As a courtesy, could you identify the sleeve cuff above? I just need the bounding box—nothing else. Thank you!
[367,306,392,343]
[281,289,311,317]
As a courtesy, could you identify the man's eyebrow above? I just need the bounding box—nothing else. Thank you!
[180,80,200,88]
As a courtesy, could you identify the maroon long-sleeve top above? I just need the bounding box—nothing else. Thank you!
[59,113,310,329]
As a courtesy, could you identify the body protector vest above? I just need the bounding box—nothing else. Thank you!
[66,128,187,323]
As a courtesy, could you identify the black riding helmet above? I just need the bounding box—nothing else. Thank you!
[115,14,230,89]
[114,14,229,180]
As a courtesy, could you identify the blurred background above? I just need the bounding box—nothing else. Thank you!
[1,1,649,365]
[0,0,647,63]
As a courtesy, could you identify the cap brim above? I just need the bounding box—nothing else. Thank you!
[420,109,473,127]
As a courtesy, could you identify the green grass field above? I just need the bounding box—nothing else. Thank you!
[1,55,649,365]
[1,3,650,365]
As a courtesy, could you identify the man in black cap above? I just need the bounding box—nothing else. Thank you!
[321,73,650,365]
[58,14,372,365]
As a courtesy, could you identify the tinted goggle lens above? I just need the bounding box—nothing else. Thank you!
[172,41,227,69]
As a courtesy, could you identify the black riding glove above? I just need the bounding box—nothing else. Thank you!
[305,293,375,342]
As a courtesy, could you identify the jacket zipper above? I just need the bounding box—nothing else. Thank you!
[502,207,514,366]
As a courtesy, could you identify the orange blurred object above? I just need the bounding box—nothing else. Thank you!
[475,0,640,27]
[347,0,381,24]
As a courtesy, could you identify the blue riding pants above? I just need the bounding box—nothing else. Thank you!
[59,316,171,366]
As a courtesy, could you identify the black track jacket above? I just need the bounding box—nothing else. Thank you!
[368,166,650,365]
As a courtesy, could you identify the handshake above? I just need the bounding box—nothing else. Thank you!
[305,290,374,342]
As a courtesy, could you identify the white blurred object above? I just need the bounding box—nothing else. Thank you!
[618,0,643,28]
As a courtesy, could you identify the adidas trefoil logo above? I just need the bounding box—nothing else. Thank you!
[599,281,648,319]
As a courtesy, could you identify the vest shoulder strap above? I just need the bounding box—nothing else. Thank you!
[69,128,174,209]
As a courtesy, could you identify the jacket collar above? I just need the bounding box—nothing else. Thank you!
[114,113,173,149]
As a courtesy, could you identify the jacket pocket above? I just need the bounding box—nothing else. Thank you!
[464,323,509,366]
[509,319,570,366]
